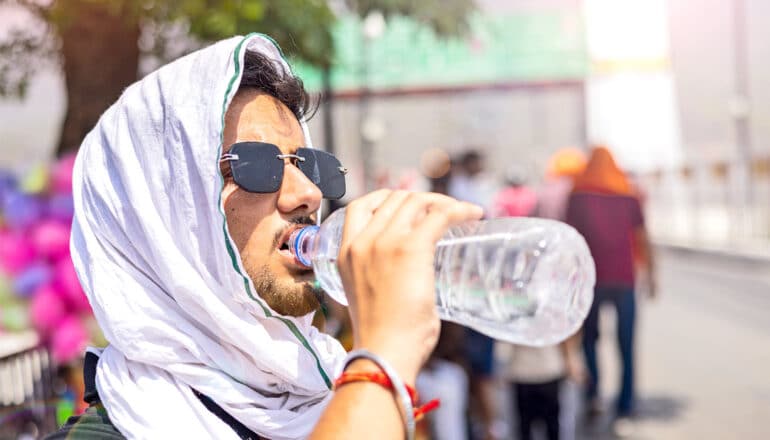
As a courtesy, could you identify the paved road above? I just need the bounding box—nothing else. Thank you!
[572,247,770,439]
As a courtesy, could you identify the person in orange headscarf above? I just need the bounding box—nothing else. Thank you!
[571,146,634,195]
[566,146,656,434]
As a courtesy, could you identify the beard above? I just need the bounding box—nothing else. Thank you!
[248,264,322,317]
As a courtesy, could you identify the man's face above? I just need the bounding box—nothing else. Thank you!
[221,89,323,317]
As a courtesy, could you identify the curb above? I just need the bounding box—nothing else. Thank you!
[653,241,770,264]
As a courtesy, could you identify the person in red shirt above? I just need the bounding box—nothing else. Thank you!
[566,146,656,432]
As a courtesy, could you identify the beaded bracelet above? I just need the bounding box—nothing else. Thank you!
[341,349,416,440]
[334,371,440,422]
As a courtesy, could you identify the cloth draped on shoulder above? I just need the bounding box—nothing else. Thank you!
[70,34,345,440]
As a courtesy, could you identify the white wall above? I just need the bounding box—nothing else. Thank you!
[308,85,586,200]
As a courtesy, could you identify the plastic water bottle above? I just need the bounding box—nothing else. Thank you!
[290,209,595,347]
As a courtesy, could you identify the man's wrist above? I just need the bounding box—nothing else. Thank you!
[347,345,420,385]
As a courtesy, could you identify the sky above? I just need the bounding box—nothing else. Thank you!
[583,0,684,172]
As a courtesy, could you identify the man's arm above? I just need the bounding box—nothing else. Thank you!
[633,226,657,298]
[559,333,585,383]
[310,190,483,439]
[310,359,412,439]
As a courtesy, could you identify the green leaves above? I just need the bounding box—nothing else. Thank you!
[0,0,475,98]
[203,10,238,36]
[241,0,264,20]
[351,0,475,37]
[0,21,58,98]
[141,0,334,66]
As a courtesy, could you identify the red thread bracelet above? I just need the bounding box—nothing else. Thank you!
[334,371,440,421]
[335,372,418,402]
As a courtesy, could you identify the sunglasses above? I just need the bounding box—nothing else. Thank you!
[220,142,348,200]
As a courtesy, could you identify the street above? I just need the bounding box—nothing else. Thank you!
[573,247,770,439]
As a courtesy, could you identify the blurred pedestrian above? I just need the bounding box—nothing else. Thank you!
[494,165,581,440]
[462,329,497,440]
[536,148,587,220]
[448,149,498,440]
[565,146,657,434]
[417,323,470,440]
[492,165,537,218]
[417,150,472,439]
[497,341,583,440]
[420,147,453,196]
[448,150,498,214]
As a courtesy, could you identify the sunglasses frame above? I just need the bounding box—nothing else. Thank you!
[220,141,347,199]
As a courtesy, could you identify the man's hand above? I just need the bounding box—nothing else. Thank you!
[336,190,483,383]
[565,353,586,385]
[647,275,658,299]
[637,268,657,300]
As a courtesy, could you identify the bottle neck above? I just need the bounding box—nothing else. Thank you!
[288,225,320,268]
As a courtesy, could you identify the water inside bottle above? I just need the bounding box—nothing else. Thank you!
[305,214,594,346]
[311,255,345,305]
[431,218,592,346]
[434,224,545,322]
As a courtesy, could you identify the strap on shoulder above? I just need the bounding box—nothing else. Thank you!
[81,349,261,439]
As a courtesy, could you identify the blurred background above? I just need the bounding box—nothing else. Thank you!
[1,0,769,439]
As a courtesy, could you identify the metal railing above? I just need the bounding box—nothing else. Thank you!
[640,158,770,257]
[0,332,58,439]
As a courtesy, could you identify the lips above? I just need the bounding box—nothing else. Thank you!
[276,224,312,269]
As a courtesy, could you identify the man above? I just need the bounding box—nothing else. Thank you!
[566,146,656,437]
[447,150,487,210]
[48,34,481,439]
[447,150,498,439]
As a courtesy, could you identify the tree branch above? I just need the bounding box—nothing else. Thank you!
[1,0,51,19]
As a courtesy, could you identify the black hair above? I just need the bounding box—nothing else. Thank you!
[460,150,482,165]
[238,50,316,120]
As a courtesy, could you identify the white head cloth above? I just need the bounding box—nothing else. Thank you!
[70,34,346,440]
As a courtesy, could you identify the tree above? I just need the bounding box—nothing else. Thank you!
[348,0,474,37]
[0,0,335,155]
[0,0,473,156]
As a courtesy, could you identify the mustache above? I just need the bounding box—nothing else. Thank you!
[272,216,315,248]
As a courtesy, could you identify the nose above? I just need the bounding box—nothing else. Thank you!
[276,164,322,215]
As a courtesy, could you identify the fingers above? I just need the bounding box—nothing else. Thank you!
[343,190,483,247]
[340,189,392,249]
[384,192,455,230]
[339,190,482,268]
[335,190,472,381]
[386,192,482,234]
[413,200,484,242]
[352,190,413,245]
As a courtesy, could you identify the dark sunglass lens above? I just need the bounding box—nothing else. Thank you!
[297,148,346,199]
[229,142,283,193]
